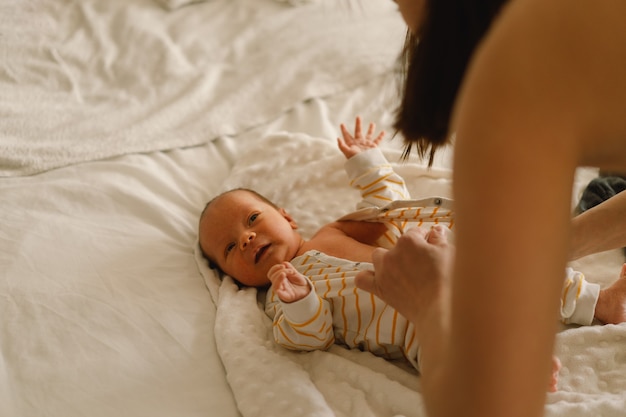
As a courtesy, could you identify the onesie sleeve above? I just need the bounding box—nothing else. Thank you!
[560,267,600,326]
[344,148,411,209]
[264,280,335,351]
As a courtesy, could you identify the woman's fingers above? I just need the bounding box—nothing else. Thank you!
[354,270,376,294]
[425,224,449,245]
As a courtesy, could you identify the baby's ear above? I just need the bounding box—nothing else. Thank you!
[279,208,298,229]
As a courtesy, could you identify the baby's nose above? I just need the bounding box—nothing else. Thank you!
[240,231,256,249]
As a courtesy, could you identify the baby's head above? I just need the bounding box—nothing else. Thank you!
[198,188,304,287]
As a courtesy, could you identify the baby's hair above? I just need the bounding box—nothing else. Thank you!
[198,187,278,277]
[199,187,278,229]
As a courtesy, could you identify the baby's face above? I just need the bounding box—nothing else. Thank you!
[199,190,303,287]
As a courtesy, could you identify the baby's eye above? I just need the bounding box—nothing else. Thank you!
[225,242,235,255]
[249,213,259,224]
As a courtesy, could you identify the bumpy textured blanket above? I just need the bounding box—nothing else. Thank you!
[196,132,626,417]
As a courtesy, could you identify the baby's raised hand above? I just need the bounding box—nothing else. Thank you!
[267,261,311,303]
[337,116,386,159]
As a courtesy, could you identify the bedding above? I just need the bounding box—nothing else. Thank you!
[1,0,625,416]
[0,0,404,177]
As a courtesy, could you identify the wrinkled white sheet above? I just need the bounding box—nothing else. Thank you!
[0,0,404,176]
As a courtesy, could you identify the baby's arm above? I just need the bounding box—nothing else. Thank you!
[339,118,413,247]
[338,117,411,206]
[265,262,335,351]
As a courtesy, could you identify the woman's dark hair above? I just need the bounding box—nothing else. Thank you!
[394,0,507,165]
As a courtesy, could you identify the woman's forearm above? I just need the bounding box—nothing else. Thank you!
[570,190,626,260]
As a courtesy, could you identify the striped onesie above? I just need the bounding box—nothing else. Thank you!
[264,148,599,371]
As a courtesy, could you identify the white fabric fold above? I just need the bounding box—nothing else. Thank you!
[0,0,404,176]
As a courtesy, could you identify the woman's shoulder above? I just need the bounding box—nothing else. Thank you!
[456,0,626,165]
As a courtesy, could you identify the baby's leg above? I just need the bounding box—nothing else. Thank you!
[595,263,626,324]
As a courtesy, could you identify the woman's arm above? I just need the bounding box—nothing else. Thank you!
[426,0,626,415]
[357,0,626,416]
[570,190,626,260]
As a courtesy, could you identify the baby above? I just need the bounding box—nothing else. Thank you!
[198,117,626,387]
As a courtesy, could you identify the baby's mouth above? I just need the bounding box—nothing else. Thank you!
[254,244,270,264]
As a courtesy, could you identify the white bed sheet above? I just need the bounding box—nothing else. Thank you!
[0,0,404,176]
[0,139,239,417]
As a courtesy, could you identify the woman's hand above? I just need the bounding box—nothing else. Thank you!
[356,224,454,390]
[355,225,454,326]
[337,116,386,159]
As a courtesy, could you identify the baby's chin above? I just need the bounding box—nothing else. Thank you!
[237,274,271,288]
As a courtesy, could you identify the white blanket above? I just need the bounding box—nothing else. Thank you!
[197,132,626,417]
[0,0,404,176]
